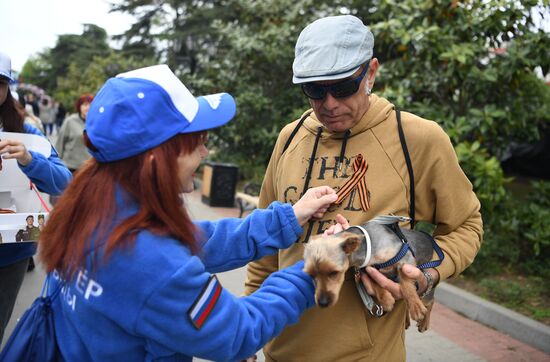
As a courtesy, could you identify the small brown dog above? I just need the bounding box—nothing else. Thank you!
[303,215,441,332]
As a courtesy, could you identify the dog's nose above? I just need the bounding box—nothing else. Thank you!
[318,295,332,308]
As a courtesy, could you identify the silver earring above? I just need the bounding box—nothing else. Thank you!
[367,87,372,95]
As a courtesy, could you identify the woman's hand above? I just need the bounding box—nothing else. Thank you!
[323,214,349,236]
[292,186,337,226]
[0,138,33,166]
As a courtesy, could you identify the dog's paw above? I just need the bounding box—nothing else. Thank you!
[417,318,429,332]
[408,301,427,322]
[416,303,433,332]
[378,293,395,312]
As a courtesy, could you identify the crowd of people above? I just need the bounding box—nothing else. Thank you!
[0,13,482,362]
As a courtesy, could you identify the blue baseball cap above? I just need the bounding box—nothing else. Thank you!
[292,15,374,84]
[86,64,236,162]
[0,52,14,82]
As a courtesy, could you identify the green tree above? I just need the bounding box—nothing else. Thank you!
[111,0,239,75]
[19,51,51,89]
[20,24,112,94]
[54,51,154,113]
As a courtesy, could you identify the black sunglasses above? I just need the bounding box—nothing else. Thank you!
[301,63,369,100]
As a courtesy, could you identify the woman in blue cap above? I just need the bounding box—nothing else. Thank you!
[39,64,337,361]
[0,52,71,344]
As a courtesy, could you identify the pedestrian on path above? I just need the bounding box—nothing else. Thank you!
[38,97,55,136]
[55,93,93,173]
[39,65,338,361]
[245,15,483,362]
[0,52,71,344]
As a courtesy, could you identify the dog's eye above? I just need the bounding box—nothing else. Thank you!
[328,271,339,279]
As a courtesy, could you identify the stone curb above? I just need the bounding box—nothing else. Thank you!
[436,282,550,354]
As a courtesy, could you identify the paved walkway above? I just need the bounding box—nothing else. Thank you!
[3,188,549,361]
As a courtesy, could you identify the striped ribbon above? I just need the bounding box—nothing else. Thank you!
[334,154,370,211]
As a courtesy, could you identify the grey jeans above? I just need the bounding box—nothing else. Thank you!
[0,258,29,344]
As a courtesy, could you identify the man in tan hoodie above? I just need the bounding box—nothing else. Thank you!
[245,15,483,361]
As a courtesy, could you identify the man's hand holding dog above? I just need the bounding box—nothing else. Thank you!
[292,186,338,226]
[362,266,440,300]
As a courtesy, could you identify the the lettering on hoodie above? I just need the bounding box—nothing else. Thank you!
[53,269,104,311]
[283,155,365,242]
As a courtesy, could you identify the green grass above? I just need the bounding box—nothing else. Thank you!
[448,273,550,326]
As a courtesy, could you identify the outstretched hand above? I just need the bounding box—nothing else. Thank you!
[0,138,33,166]
[323,214,350,236]
[292,186,338,226]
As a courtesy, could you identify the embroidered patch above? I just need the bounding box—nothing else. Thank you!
[188,275,222,329]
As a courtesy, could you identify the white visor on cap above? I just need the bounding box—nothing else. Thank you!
[117,65,199,122]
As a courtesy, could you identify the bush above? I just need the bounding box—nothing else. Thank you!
[466,180,550,278]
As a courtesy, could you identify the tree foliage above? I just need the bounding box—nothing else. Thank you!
[54,52,154,113]
[110,0,240,75]
[19,24,155,112]
[21,24,111,93]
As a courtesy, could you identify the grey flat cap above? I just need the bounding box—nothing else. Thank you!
[293,15,374,84]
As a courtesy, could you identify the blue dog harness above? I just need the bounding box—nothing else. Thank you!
[372,222,445,271]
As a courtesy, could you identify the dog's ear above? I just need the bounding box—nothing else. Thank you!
[339,233,361,255]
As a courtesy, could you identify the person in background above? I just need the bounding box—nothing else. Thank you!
[55,94,93,173]
[245,15,483,361]
[0,52,71,344]
[25,93,39,118]
[38,97,55,136]
[16,95,45,133]
[39,64,338,361]
[54,101,66,132]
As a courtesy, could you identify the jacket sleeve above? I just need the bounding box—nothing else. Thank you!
[19,124,72,195]
[195,202,302,273]
[416,121,483,281]
[135,260,315,362]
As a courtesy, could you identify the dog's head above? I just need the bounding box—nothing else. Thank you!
[303,231,362,308]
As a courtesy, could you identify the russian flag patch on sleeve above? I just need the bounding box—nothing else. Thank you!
[188,275,222,329]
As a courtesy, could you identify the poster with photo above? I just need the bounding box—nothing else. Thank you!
[0,131,51,191]
[0,132,53,212]
[0,213,49,244]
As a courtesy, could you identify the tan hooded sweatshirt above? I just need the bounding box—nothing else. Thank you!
[245,95,483,362]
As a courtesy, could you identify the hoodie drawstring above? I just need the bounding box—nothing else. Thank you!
[302,127,323,195]
[337,129,351,171]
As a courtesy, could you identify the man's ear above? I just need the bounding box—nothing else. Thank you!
[339,233,361,255]
[367,57,379,90]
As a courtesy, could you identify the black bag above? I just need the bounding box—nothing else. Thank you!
[0,274,62,362]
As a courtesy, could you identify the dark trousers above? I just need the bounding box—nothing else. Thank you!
[0,258,29,344]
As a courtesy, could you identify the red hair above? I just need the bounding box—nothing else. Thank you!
[40,131,207,278]
[75,93,94,115]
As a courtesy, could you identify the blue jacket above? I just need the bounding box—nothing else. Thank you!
[20,123,72,195]
[51,201,315,361]
[0,124,71,267]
